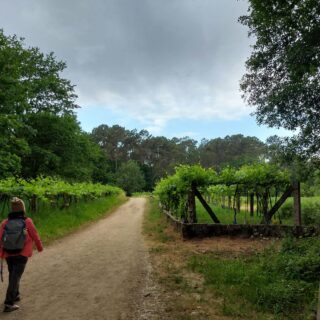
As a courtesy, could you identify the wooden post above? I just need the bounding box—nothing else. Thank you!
[256,194,260,215]
[187,184,197,223]
[194,187,220,223]
[222,196,226,208]
[266,185,294,222]
[236,194,241,212]
[293,181,301,226]
[317,281,320,320]
[250,193,254,217]
[261,192,269,224]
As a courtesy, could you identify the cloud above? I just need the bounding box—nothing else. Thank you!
[0,0,251,133]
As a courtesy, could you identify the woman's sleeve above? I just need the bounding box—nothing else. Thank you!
[0,220,7,256]
[26,218,43,252]
[0,221,5,242]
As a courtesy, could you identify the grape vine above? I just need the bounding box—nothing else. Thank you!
[155,163,291,224]
[0,177,123,213]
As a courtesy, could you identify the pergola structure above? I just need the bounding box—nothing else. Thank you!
[187,181,301,225]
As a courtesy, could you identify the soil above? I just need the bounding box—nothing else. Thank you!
[0,197,152,320]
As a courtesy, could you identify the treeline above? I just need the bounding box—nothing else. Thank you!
[91,125,266,191]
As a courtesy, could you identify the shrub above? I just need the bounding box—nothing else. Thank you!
[278,197,320,226]
[188,237,320,317]
[302,200,320,226]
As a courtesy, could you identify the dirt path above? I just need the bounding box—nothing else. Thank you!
[0,198,149,320]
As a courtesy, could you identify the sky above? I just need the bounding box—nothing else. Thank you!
[0,0,292,142]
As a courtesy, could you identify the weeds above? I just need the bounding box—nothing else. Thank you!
[188,237,320,319]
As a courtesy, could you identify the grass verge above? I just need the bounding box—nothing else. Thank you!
[197,196,320,226]
[196,199,293,225]
[28,193,127,244]
[144,196,319,320]
[188,237,319,320]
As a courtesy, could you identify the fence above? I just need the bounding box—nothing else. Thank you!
[164,210,319,239]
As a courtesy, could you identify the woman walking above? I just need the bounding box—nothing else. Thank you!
[0,197,43,312]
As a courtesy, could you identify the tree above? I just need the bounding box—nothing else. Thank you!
[114,161,145,196]
[266,135,319,185]
[199,134,266,169]
[91,124,141,170]
[20,112,102,181]
[0,30,77,116]
[0,30,77,177]
[91,125,197,189]
[239,1,320,156]
[0,115,30,178]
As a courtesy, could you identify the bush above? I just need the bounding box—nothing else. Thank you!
[114,161,145,196]
[188,237,320,318]
[255,280,312,314]
[278,197,320,226]
[275,237,320,282]
[302,200,320,226]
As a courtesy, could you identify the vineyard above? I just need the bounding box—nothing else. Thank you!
[155,163,305,227]
[0,177,122,217]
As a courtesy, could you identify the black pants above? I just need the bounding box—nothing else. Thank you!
[4,256,28,306]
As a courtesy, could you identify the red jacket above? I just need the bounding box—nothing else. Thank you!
[0,217,43,258]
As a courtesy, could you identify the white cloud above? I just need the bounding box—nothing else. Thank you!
[76,80,250,134]
[0,0,252,134]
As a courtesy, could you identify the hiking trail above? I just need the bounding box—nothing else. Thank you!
[0,198,153,320]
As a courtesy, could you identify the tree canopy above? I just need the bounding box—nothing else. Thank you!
[115,161,145,196]
[240,0,320,156]
[199,134,266,169]
[0,30,100,180]
[91,124,267,190]
[0,30,77,116]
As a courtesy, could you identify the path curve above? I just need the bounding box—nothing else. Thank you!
[0,198,148,320]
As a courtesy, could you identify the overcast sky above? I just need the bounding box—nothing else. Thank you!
[0,0,291,140]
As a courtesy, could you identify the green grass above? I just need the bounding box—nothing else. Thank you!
[188,237,320,320]
[143,196,174,243]
[145,196,320,319]
[278,196,320,226]
[195,196,320,225]
[195,199,285,225]
[24,193,127,244]
[196,201,264,224]
[196,197,320,226]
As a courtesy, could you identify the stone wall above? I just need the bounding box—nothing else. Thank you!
[164,210,319,239]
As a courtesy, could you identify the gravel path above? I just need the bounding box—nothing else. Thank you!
[0,198,149,320]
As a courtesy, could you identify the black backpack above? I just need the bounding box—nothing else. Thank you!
[2,219,26,253]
